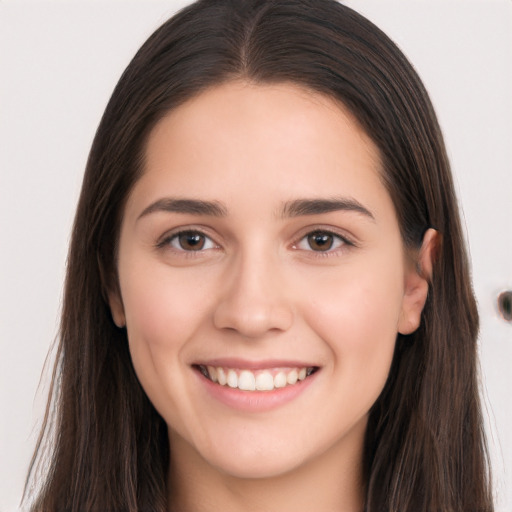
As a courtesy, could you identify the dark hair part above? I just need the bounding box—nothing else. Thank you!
[26,1,493,510]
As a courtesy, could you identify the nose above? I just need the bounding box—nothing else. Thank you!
[213,252,294,338]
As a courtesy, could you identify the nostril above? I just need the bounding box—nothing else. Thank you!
[213,300,293,338]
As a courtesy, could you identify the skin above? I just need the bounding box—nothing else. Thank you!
[109,81,435,512]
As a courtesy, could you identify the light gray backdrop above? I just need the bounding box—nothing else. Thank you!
[1,1,511,510]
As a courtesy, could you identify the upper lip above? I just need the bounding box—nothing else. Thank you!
[192,358,319,370]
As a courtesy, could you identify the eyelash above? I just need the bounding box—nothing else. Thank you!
[292,229,354,256]
[157,229,219,254]
[157,227,354,257]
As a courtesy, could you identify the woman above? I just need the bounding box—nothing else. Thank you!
[25,0,493,510]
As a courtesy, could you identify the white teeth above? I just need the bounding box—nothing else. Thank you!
[202,365,315,392]
[227,369,238,388]
[286,369,298,385]
[255,372,274,391]
[217,367,227,386]
[274,371,287,388]
[238,370,256,391]
[207,366,217,383]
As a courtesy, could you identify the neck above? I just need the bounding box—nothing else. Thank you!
[167,427,366,512]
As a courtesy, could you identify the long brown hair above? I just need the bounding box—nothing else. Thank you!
[26,1,493,510]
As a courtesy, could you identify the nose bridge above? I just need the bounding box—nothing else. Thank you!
[213,244,293,337]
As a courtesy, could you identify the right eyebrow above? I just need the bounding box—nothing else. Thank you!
[137,198,228,220]
[280,197,375,221]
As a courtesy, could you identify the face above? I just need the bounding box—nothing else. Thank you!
[110,81,429,482]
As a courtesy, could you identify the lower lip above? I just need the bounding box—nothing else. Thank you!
[196,370,318,412]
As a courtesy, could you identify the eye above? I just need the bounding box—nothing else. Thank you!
[295,230,348,252]
[165,230,217,252]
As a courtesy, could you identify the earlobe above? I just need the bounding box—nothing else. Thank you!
[108,290,126,328]
[398,228,439,335]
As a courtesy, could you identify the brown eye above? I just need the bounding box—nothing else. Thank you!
[166,231,216,252]
[178,232,205,250]
[294,230,349,253]
[307,231,335,251]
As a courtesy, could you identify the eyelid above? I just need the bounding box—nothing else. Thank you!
[291,226,356,253]
[155,224,356,256]
[156,226,220,252]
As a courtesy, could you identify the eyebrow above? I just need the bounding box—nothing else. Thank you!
[137,198,228,220]
[280,197,375,221]
[137,196,374,221]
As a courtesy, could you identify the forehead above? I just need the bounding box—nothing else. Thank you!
[125,80,394,225]
[147,81,376,162]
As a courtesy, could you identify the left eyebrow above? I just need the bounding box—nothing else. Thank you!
[137,198,228,220]
[280,197,375,221]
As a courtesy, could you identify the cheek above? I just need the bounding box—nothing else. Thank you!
[300,254,404,398]
[304,256,403,336]
[120,262,212,347]
[117,260,223,437]
[118,258,215,402]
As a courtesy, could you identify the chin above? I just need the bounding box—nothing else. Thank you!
[208,449,307,480]
[203,425,342,481]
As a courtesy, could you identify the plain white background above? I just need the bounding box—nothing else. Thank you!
[1,1,511,510]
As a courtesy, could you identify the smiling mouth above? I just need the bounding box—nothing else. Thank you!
[194,365,319,392]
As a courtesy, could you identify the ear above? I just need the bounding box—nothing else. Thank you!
[398,228,439,335]
[108,288,126,328]
[98,256,126,328]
